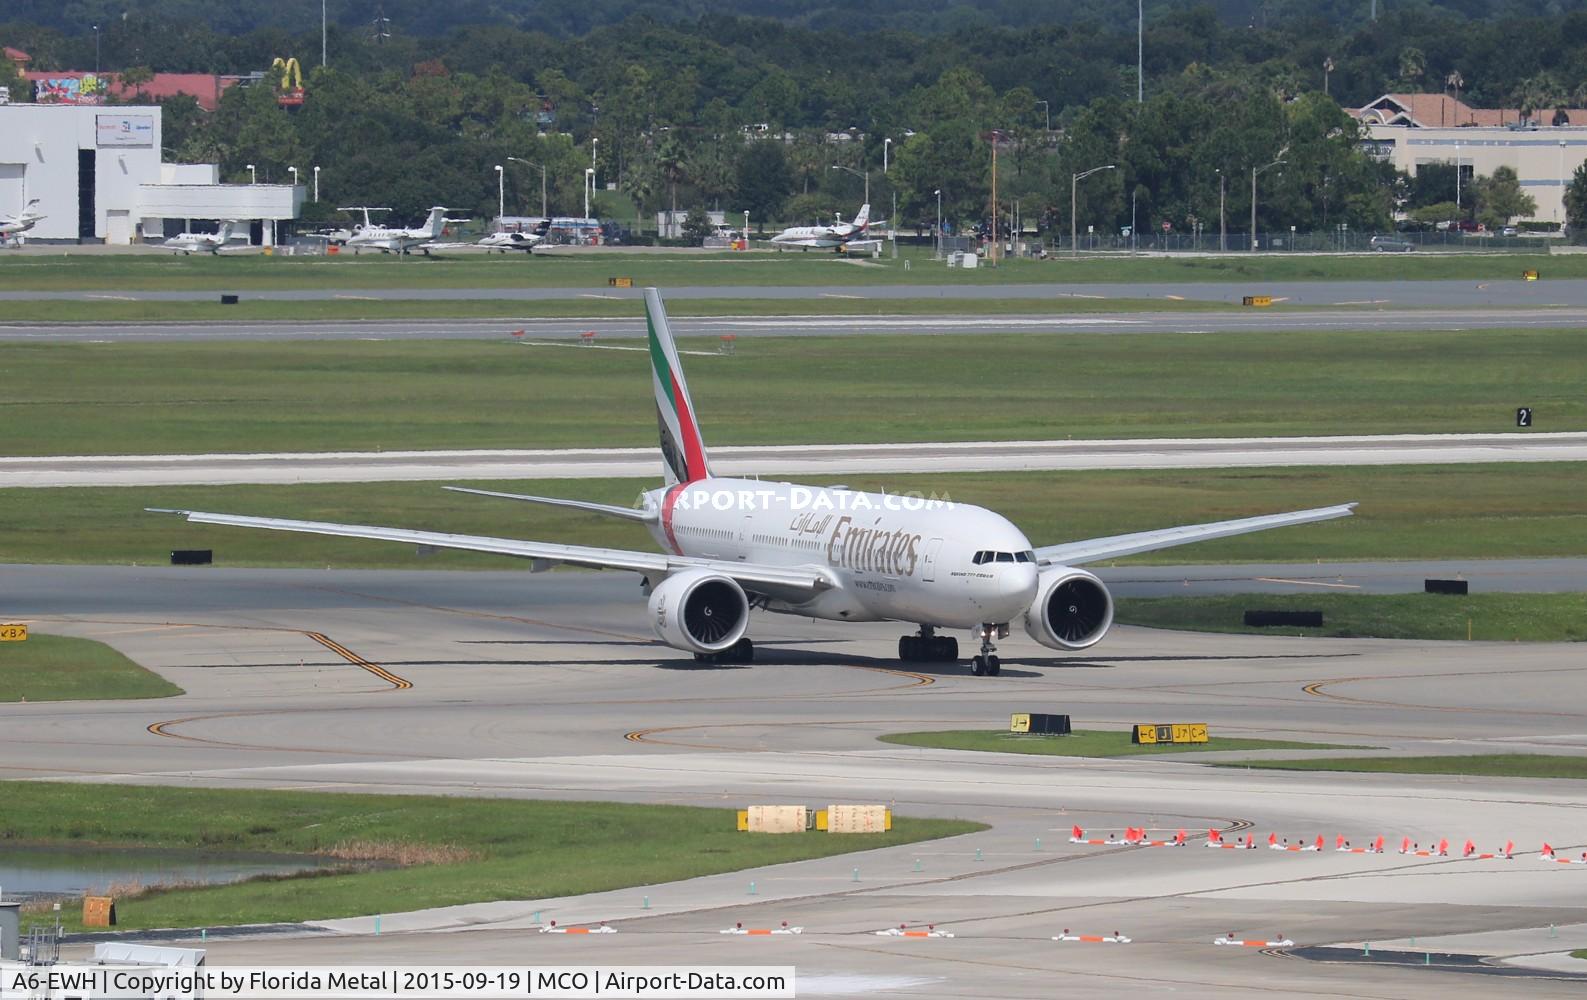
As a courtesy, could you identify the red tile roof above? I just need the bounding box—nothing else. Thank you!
[1355,93,1587,128]
[3,46,30,64]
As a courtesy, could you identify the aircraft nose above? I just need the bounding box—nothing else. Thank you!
[1000,563,1038,602]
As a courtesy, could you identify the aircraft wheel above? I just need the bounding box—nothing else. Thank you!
[734,638,755,664]
[936,637,958,661]
[898,636,914,661]
[987,655,1001,676]
[970,655,986,676]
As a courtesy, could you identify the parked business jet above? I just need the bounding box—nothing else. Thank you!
[153,288,1354,674]
[0,199,45,246]
[770,203,879,252]
[421,230,544,254]
[344,207,463,254]
[161,221,241,255]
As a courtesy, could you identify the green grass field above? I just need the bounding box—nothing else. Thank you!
[4,463,1584,568]
[0,634,182,702]
[5,327,1583,456]
[4,782,979,930]
[1218,754,1587,779]
[0,248,1576,292]
[878,729,1363,756]
[1116,593,1587,642]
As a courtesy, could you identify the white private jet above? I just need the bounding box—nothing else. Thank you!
[770,203,881,252]
[344,206,463,254]
[421,230,544,254]
[152,288,1354,675]
[0,199,45,246]
[161,221,242,255]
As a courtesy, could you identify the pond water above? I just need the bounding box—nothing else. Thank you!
[0,846,350,900]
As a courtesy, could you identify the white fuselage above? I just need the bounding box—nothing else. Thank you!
[769,224,857,249]
[346,228,431,252]
[642,477,1038,627]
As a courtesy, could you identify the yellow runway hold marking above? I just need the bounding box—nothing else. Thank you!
[306,631,412,690]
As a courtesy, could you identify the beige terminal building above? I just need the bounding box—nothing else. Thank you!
[1355,93,1587,225]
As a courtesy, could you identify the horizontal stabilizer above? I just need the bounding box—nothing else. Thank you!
[443,486,657,523]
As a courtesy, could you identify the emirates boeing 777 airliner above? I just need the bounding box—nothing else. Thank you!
[154,288,1354,675]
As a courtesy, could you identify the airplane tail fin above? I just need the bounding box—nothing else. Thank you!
[216,221,234,243]
[644,287,713,485]
[853,203,871,230]
[423,206,447,237]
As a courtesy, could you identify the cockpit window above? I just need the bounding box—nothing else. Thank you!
[972,550,988,565]
[1015,551,1034,563]
[994,552,1014,562]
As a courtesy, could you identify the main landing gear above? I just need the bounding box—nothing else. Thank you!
[695,638,754,665]
[970,623,1006,677]
[898,626,958,664]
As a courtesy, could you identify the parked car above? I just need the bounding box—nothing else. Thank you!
[1501,226,1519,237]
[1369,235,1416,252]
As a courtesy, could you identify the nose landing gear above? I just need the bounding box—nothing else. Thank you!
[970,623,1006,676]
[898,626,958,663]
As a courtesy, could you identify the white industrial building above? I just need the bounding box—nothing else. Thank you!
[0,102,301,244]
[1356,93,1587,225]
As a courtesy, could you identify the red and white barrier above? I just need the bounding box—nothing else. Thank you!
[1070,825,1185,846]
[1541,843,1587,865]
[720,921,802,935]
[1268,833,1323,852]
[876,923,954,938]
[1207,829,1256,850]
[1214,935,1294,947]
[1399,837,1449,858]
[541,920,617,934]
[1054,929,1131,944]
[1336,834,1386,854]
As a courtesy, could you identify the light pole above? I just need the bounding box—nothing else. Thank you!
[584,167,594,220]
[1216,168,1226,252]
[1137,0,1144,103]
[884,138,896,258]
[288,165,299,190]
[93,24,100,76]
[1037,99,1050,131]
[591,136,598,178]
[934,188,942,259]
[1250,156,1285,251]
[508,157,547,217]
[1560,139,1568,223]
[312,165,320,202]
[1071,164,1115,257]
[830,163,869,206]
[1454,140,1462,221]
[494,164,505,224]
[245,163,256,184]
[322,0,328,67]
[883,137,891,174]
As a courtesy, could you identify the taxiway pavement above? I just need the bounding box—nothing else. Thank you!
[4,564,1586,997]
[3,432,1582,487]
[1,276,1581,308]
[7,306,1587,341]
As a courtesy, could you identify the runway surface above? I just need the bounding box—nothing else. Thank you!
[5,563,1586,997]
[2,276,1583,308]
[3,432,1581,487]
[6,305,1587,341]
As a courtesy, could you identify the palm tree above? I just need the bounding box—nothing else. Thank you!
[656,136,689,232]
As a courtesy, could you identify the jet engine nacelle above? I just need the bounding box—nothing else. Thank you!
[648,569,750,654]
[1022,567,1114,651]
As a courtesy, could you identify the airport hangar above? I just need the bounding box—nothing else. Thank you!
[0,102,300,245]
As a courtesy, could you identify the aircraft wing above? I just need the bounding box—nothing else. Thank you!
[1034,503,1356,567]
[148,508,833,600]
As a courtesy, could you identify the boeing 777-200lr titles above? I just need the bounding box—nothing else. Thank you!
[154,289,1354,675]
